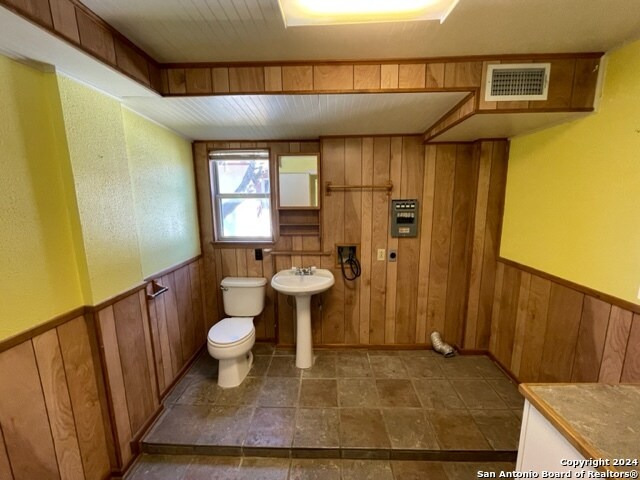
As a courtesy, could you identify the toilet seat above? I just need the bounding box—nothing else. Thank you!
[208,317,254,347]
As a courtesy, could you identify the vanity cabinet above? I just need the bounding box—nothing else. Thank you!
[517,384,640,477]
[517,400,594,474]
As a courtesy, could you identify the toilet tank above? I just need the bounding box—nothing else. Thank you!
[221,277,267,316]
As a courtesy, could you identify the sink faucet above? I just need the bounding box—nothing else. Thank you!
[293,266,315,276]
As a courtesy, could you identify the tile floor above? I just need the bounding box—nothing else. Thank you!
[142,345,524,459]
[127,455,517,480]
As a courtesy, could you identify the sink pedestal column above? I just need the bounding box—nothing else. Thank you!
[295,295,313,369]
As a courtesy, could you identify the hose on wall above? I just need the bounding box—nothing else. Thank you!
[340,251,361,281]
[430,331,456,358]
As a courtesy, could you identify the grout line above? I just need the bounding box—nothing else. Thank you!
[144,347,519,461]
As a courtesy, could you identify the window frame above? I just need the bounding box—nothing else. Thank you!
[208,148,276,245]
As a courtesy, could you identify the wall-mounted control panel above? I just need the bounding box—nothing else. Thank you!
[390,199,419,237]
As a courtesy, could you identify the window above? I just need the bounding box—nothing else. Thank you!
[209,149,273,242]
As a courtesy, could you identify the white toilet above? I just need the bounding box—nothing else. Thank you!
[207,276,267,388]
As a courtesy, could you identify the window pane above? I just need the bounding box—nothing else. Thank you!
[214,160,270,194]
[220,197,272,238]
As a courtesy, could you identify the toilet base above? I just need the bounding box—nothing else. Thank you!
[217,351,254,389]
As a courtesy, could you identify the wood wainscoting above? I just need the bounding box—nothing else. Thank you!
[0,313,113,480]
[193,138,509,348]
[94,287,158,471]
[488,259,640,384]
[145,259,208,397]
[93,257,208,473]
[0,256,208,479]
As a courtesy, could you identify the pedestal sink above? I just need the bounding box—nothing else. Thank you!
[271,268,335,368]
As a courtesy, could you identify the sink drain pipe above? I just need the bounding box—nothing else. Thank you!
[430,331,456,358]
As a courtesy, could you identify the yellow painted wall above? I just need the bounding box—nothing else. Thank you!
[501,39,640,304]
[0,59,202,339]
[0,57,84,339]
[279,155,318,173]
[122,109,200,277]
[57,75,143,303]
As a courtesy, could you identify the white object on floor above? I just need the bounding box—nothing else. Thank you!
[270,268,335,369]
[207,277,266,388]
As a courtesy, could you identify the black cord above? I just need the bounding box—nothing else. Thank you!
[341,252,361,281]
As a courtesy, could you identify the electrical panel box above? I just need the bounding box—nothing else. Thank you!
[391,199,419,238]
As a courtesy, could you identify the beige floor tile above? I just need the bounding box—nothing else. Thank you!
[338,378,380,407]
[381,408,440,450]
[369,356,408,378]
[339,409,390,448]
[238,457,290,480]
[245,407,296,447]
[268,355,301,377]
[299,379,338,407]
[342,459,394,480]
[183,456,241,480]
[290,459,341,480]
[376,379,421,407]
[412,379,465,409]
[258,377,300,407]
[450,379,509,409]
[390,461,449,480]
[427,410,491,450]
[293,408,340,448]
[471,410,522,450]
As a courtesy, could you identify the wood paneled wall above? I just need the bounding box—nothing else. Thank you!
[0,0,161,89]
[0,315,112,480]
[489,260,640,383]
[0,256,207,479]
[95,258,207,471]
[478,58,601,111]
[463,141,509,350]
[194,138,508,347]
[161,54,600,98]
[146,260,208,395]
[425,93,477,141]
[96,288,158,469]
[164,60,481,95]
[318,136,481,346]
[194,140,320,342]
[424,57,601,141]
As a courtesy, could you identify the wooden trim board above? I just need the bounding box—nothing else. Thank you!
[499,258,640,314]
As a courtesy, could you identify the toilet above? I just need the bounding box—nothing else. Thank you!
[207,276,267,388]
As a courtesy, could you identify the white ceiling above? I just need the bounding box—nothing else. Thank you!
[0,6,155,98]
[430,111,592,142]
[0,6,468,141]
[2,1,638,141]
[123,92,467,140]
[80,0,640,63]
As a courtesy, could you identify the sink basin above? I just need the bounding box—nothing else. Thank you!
[271,268,335,296]
[271,268,335,369]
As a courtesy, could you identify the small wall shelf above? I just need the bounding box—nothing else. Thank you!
[325,181,393,196]
[278,209,320,237]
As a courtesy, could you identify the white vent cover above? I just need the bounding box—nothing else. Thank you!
[485,63,550,101]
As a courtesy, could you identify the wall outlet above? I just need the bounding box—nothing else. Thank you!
[637,285,640,300]
[377,249,386,261]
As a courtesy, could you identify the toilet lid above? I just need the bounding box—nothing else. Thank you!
[208,317,254,345]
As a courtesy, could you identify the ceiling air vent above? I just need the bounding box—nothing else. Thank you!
[485,63,550,101]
